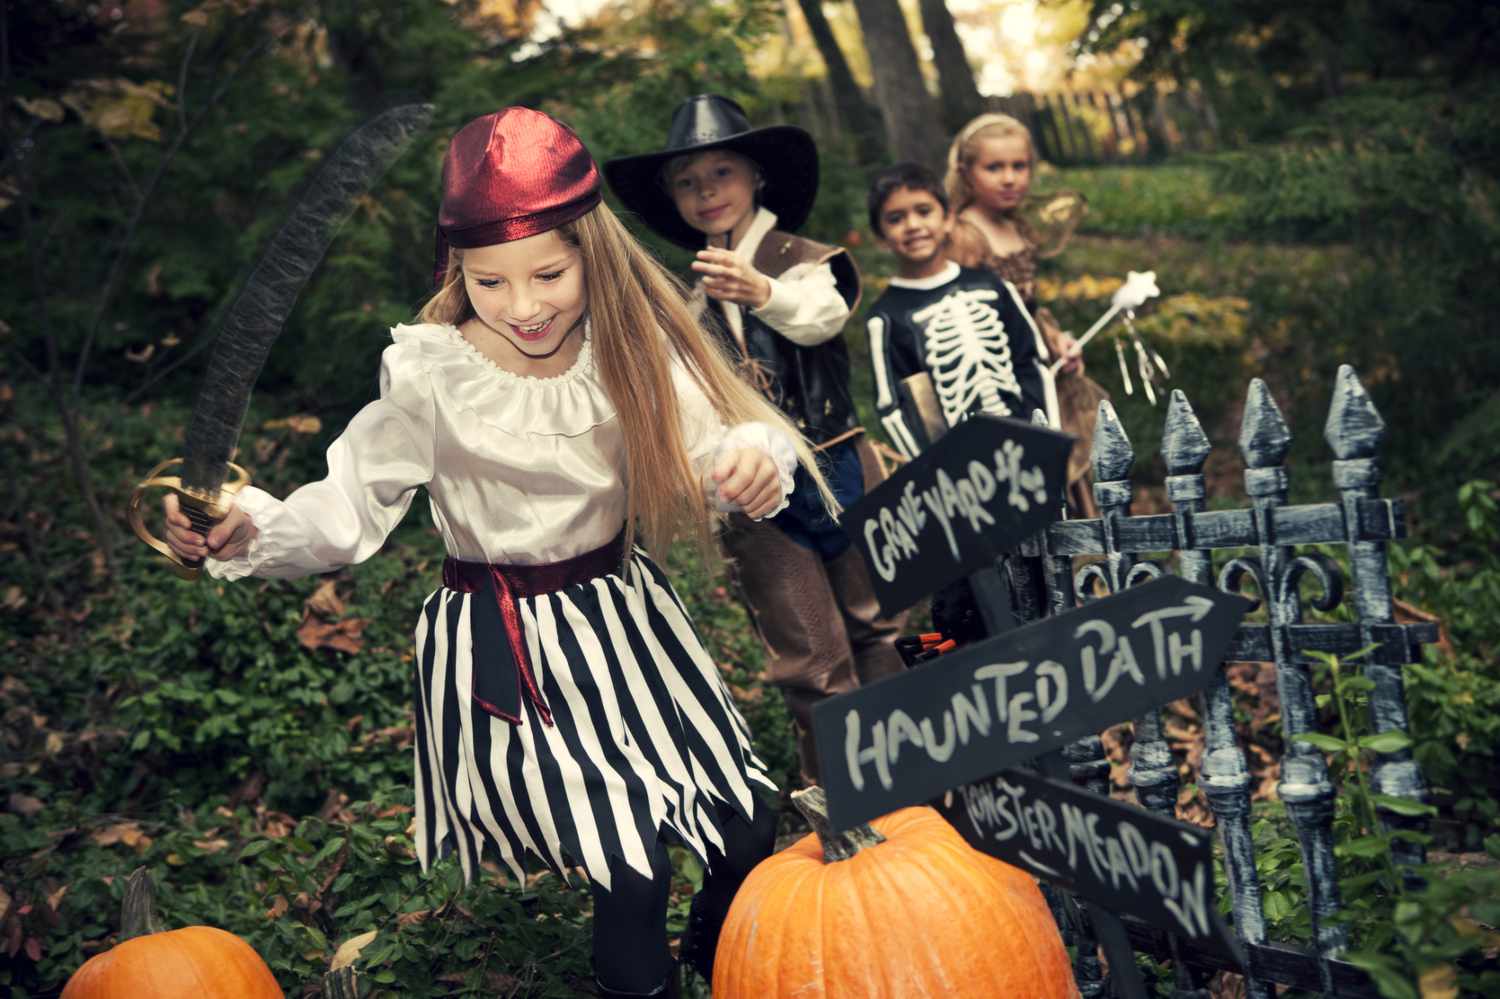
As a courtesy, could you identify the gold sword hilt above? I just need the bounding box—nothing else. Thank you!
[127,458,252,581]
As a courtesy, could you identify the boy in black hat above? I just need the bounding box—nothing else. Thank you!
[606,94,906,786]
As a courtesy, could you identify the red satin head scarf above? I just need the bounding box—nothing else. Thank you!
[433,107,602,287]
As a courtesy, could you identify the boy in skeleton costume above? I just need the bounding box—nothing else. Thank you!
[606,95,906,786]
[866,162,1054,460]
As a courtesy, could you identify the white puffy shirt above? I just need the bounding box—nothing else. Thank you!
[207,322,797,581]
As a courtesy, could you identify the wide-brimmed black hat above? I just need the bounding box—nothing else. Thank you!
[604,94,819,249]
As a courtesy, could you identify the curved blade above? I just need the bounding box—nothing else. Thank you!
[182,103,435,496]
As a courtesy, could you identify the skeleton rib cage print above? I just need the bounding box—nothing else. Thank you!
[914,288,1023,425]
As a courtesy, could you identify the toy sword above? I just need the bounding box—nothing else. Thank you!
[128,103,433,579]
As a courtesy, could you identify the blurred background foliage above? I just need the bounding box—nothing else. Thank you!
[3,0,1499,996]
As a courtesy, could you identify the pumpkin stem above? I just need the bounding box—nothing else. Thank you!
[120,866,165,940]
[790,786,885,863]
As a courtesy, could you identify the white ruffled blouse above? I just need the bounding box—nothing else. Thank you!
[207,322,797,581]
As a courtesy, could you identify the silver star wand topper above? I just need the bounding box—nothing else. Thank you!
[1047,270,1164,402]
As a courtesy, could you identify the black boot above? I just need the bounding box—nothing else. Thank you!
[593,972,680,999]
[677,892,719,984]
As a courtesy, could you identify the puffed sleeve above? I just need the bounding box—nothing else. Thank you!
[671,354,797,520]
[750,259,851,347]
[205,341,436,580]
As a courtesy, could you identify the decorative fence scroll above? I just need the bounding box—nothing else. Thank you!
[1002,365,1438,997]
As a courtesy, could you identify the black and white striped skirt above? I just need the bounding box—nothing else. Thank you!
[411,550,775,891]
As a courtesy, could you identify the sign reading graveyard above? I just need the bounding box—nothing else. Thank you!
[939,768,1245,962]
[813,576,1251,829]
[842,414,1072,616]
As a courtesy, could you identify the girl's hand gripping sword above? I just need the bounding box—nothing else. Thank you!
[128,103,433,580]
[1047,269,1160,378]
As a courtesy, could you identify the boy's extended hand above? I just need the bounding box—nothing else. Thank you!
[712,447,784,520]
[692,248,772,310]
[162,493,257,562]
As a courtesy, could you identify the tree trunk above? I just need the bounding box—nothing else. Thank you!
[794,0,886,163]
[917,0,984,135]
[849,0,947,169]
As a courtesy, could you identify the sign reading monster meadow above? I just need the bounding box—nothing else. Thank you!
[842,414,1072,616]
[938,767,1244,961]
[812,576,1250,829]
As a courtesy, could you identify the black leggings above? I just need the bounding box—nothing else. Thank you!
[590,803,776,993]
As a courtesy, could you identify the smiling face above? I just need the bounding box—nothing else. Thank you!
[965,133,1033,214]
[461,229,587,366]
[666,149,759,246]
[877,185,953,275]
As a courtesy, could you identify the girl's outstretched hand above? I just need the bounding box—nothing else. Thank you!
[1053,329,1085,376]
[692,248,772,310]
[713,447,784,520]
[162,492,258,562]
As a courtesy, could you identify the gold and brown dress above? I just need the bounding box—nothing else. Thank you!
[949,197,1107,518]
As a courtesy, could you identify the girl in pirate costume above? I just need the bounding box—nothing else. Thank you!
[945,112,1109,518]
[161,107,827,996]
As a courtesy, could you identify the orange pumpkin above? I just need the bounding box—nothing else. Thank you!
[713,788,1078,999]
[62,868,283,999]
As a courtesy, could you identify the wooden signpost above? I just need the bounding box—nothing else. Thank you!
[841,414,1073,617]
[819,415,1255,994]
[938,767,1245,962]
[812,575,1250,829]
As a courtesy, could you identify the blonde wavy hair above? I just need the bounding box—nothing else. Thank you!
[417,201,834,557]
[944,113,1036,215]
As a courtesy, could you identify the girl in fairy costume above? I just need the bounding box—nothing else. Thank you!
[946,112,1108,517]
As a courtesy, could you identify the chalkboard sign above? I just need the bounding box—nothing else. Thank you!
[812,576,1251,829]
[842,414,1073,616]
[939,768,1245,963]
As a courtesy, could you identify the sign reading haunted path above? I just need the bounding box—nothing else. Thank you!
[842,414,1072,616]
[939,768,1245,962]
[813,576,1251,829]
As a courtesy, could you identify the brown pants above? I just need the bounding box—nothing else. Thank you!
[721,438,907,785]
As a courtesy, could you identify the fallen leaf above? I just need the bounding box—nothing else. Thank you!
[15,97,65,122]
[124,344,155,363]
[262,414,323,435]
[305,579,344,619]
[24,936,40,962]
[91,821,151,851]
[396,909,431,928]
[192,838,230,854]
[328,929,378,972]
[1,587,24,611]
[1419,963,1458,999]
[45,886,66,913]
[7,794,42,818]
[264,895,288,920]
[296,615,368,655]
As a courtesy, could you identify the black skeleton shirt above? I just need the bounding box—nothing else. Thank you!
[866,262,1052,459]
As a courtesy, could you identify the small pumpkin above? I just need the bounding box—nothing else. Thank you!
[713,787,1078,999]
[62,867,283,999]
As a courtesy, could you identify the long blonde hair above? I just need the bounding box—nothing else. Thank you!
[944,113,1036,215]
[418,201,834,557]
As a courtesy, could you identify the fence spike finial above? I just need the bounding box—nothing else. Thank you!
[1324,364,1386,460]
[1090,399,1133,481]
[1162,389,1211,475]
[1238,378,1291,469]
